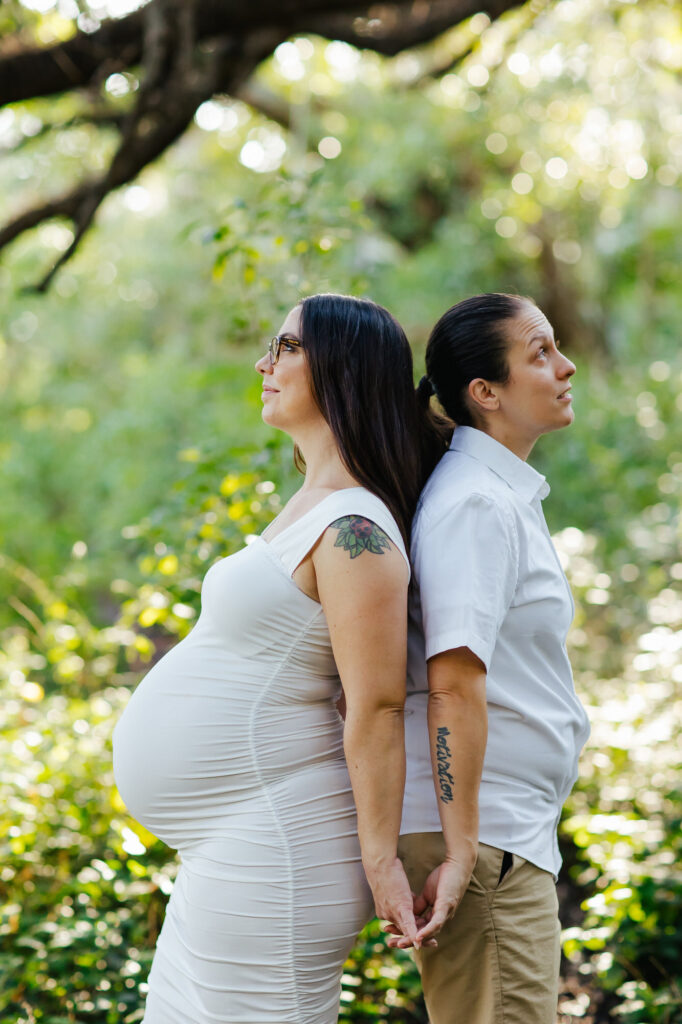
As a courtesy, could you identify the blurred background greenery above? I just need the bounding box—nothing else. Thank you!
[0,0,680,1020]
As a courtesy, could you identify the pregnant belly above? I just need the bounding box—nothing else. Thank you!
[112,656,345,848]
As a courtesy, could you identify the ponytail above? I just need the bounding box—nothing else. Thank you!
[426,293,525,426]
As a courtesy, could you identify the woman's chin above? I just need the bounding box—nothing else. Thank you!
[552,411,574,433]
[261,406,289,434]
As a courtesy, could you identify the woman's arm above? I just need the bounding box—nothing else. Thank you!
[413,646,487,943]
[394,494,517,946]
[312,516,419,947]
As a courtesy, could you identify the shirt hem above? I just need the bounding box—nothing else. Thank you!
[398,825,560,878]
[424,629,491,669]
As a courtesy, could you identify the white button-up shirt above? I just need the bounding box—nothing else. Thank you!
[401,426,590,876]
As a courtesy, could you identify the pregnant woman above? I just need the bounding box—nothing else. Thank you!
[113,293,445,1023]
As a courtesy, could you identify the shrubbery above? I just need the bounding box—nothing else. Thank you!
[1,442,429,1023]
[2,362,681,1021]
[1,2,681,1018]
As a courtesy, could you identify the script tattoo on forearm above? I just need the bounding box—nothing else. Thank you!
[330,516,391,559]
[436,726,454,803]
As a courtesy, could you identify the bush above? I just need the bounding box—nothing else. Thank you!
[2,358,681,1022]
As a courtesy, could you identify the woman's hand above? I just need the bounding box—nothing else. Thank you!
[413,856,473,943]
[383,856,472,949]
[364,856,421,949]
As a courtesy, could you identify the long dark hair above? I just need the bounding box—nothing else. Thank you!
[298,293,447,547]
[420,293,527,426]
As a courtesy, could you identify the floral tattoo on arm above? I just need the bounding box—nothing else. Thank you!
[330,516,391,559]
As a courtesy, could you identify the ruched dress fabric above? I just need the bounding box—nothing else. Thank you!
[113,488,408,1024]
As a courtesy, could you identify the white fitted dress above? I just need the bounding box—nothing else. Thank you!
[113,488,408,1024]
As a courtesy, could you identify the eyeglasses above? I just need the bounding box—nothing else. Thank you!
[268,334,303,365]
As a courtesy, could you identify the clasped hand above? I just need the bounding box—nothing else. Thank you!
[379,858,472,949]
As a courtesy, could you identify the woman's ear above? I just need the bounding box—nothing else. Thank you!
[468,377,500,415]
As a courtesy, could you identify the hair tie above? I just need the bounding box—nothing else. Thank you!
[418,375,434,397]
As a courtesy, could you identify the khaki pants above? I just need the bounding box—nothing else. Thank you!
[398,833,561,1024]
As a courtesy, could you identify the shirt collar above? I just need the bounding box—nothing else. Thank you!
[448,426,550,503]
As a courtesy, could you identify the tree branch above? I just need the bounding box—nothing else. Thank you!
[3,108,126,150]
[0,0,521,104]
[0,12,146,103]
[236,81,296,131]
[404,0,548,87]
[0,186,90,251]
[0,0,523,288]
[299,0,522,56]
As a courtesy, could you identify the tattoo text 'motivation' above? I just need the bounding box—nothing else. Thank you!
[436,726,454,803]
[330,516,391,559]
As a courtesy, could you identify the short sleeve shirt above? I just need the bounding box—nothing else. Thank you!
[400,427,591,876]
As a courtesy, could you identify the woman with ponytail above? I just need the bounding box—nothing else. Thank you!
[397,293,591,1024]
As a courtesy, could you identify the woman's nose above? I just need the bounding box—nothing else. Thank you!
[255,353,271,375]
[560,353,576,378]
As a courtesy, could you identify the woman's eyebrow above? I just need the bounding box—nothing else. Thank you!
[527,332,554,346]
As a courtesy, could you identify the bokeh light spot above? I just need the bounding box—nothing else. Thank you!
[512,172,534,194]
[485,132,507,155]
[195,102,225,132]
[553,240,582,264]
[318,136,342,159]
[546,157,568,179]
[495,216,517,238]
[467,65,490,88]
[626,156,648,180]
[481,197,503,219]
[649,361,670,382]
[507,53,530,75]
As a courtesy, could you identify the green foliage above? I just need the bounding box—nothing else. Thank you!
[550,359,682,1020]
[340,921,426,1022]
[2,364,680,1018]
[0,676,168,1023]
[0,444,428,1022]
[564,807,682,1021]
[0,0,681,1019]
[114,439,299,640]
[210,169,372,310]
[0,445,292,1023]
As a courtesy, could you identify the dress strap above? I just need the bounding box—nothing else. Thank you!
[268,488,410,579]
